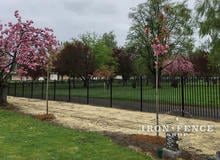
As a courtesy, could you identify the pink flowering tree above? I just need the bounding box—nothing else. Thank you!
[144,5,170,136]
[151,37,169,136]
[162,54,194,76]
[162,54,194,88]
[93,65,115,90]
[142,2,193,136]
[144,26,170,137]
[0,11,58,105]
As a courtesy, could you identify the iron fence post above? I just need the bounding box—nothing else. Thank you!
[14,82,17,96]
[87,79,89,104]
[22,81,24,97]
[218,77,220,120]
[140,75,143,111]
[68,79,71,102]
[7,82,10,95]
[53,80,56,100]
[110,78,112,107]
[31,81,33,98]
[41,81,44,99]
[181,76,185,117]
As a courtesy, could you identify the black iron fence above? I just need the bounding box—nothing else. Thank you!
[7,76,220,121]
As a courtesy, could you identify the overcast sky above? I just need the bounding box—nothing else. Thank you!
[1,0,199,47]
[1,0,152,46]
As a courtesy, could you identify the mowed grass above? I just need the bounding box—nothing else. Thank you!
[0,109,151,160]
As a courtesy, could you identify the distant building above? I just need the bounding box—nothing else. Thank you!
[50,73,58,80]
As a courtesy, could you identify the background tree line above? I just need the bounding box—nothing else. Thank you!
[4,0,220,86]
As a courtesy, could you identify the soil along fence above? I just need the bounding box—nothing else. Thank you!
[7,76,220,121]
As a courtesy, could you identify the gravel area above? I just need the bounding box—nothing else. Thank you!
[7,96,220,157]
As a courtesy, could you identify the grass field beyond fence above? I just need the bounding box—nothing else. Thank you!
[8,76,220,108]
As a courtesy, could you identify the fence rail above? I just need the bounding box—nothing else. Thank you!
[7,76,220,121]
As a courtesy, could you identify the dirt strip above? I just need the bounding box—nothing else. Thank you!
[7,96,220,156]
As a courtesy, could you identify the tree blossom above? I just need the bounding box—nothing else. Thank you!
[0,10,59,81]
[93,65,115,80]
[152,38,169,56]
[162,54,194,76]
[144,27,150,34]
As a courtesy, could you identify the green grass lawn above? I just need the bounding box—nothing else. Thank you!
[8,80,220,107]
[0,108,152,160]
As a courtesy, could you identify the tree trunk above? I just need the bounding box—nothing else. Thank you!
[104,80,110,90]
[0,82,8,106]
[151,75,161,88]
[83,79,88,88]
[151,74,161,88]
[122,80,127,86]
[171,77,179,88]
[151,68,162,88]
[72,78,76,88]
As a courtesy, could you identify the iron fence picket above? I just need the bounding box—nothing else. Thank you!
[41,81,44,99]
[53,80,56,101]
[14,82,17,96]
[68,79,71,102]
